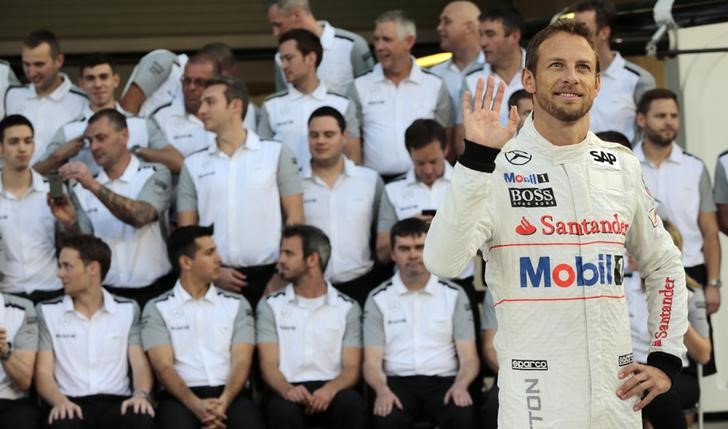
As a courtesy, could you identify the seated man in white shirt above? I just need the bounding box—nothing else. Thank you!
[142,225,263,429]
[0,290,40,428]
[363,218,479,429]
[257,224,367,429]
[0,115,62,302]
[35,235,155,429]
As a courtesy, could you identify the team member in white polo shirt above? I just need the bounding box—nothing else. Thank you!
[177,76,304,307]
[35,235,155,429]
[266,0,374,94]
[258,29,360,164]
[301,107,383,306]
[35,54,182,176]
[715,151,728,235]
[48,109,173,308]
[0,59,19,117]
[363,218,479,429]
[4,29,86,165]
[257,225,367,429]
[0,291,40,428]
[570,0,656,142]
[430,1,484,129]
[0,115,62,302]
[349,10,454,180]
[142,225,263,429]
[455,8,525,155]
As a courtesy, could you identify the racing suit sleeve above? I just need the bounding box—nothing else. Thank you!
[624,159,688,384]
[424,140,498,278]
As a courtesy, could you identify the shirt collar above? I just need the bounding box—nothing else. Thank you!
[318,21,335,49]
[27,73,75,101]
[284,282,340,306]
[372,57,422,84]
[173,280,220,304]
[301,156,357,180]
[208,129,262,155]
[392,272,439,295]
[289,81,328,101]
[96,155,140,185]
[604,51,626,78]
[0,169,48,197]
[62,288,119,316]
[633,141,682,165]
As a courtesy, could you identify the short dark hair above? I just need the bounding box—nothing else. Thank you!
[166,225,215,274]
[201,43,236,73]
[596,131,631,149]
[23,29,61,58]
[308,106,346,132]
[0,115,34,141]
[279,29,323,68]
[508,89,532,108]
[390,218,429,249]
[58,235,112,280]
[479,7,524,37]
[405,119,446,151]
[525,20,599,75]
[636,88,679,115]
[281,224,331,273]
[80,54,115,75]
[569,0,617,31]
[204,76,250,119]
[88,108,128,131]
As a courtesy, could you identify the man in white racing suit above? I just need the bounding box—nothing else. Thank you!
[424,20,687,428]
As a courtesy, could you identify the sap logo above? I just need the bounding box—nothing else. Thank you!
[509,188,556,208]
[590,150,620,169]
[503,172,549,185]
[519,254,624,288]
[618,353,633,367]
[512,359,548,371]
[505,150,532,165]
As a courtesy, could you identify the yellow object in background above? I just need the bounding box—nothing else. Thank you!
[415,52,452,68]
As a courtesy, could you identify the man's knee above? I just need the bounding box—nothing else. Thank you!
[331,389,367,415]
[119,410,156,429]
[438,403,477,429]
[266,395,303,427]
[48,415,83,429]
[373,408,411,429]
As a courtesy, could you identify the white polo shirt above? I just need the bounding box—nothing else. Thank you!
[590,52,655,142]
[274,21,374,95]
[42,103,170,176]
[457,49,525,127]
[37,290,141,397]
[349,61,454,176]
[177,131,303,267]
[4,74,87,164]
[301,158,382,282]
[71,157,172,287]
[715,151,728,205]
[363,273,474,377]
[258,82,359,165]
[634,142,716,267]
[256,283,360,383]
[428,52,485,123]
[0,293,37,400]
[142,282,254,388]
[0,60,20,118]
[0,171,61,293]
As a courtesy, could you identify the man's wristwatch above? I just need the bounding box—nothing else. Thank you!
[708,279,722,288]
[0,342,13,361]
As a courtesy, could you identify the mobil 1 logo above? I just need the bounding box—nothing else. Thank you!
[509,187,556,208]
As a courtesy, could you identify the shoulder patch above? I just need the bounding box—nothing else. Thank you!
[438,280,459,291]
[337,292,355,303]
[151,101,173,116]
[266,290,286,300]
[465,65,485,77]
[334,33,355,43]
[354,69,374,79]
[39,297,64,306]
[217,290,242,300]
[372,281,394,297]
[4,302,27,311]
[138,164,158,171]
[264,90,289,102]
[326,90,349,100]
[623,66,641,77]
[112,295,135,305]
[69,88,88,99]
[150,290,174,304]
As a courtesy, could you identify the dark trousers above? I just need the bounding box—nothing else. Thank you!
[642,378,689,429]
[373,376,476,429]
[44,394,155,429]
[0,397,41,429]
[265,381,368,429]
[11,289,64,305]
[480,381,498,429]
[157,385,263,429]
[232,263,277,309]
[105,271,176,311]
[333,266,385,309]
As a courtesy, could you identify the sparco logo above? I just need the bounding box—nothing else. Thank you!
[509,188,556,208]
[618,353,633,367]
[512,359,549,371]
[505,150,532,165]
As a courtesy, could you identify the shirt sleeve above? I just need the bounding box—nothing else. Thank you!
[276,143,303,198]
[715,156,728,204]
[141,301,171,350]
[344,99,360,139]
[363,295,385,347]
[633,70,657,107]
[7,64,19,86]
[350,35,374,77]
[434,81,455,128]
[127,49,177,97]
[255,300,278,344]
[68,184,94,234]
[36,305,53,352]
[176,163,198,213]
[128,301,142,346]
[377,187,398,232]
[232,297,256,345]
[345,84,363,130]
[137,164,173,214]
[481,288,498,331]
[698,164,717,213]
[145,117,171,150]
[455,77,469,125]
[244,103,258,131]
[372,176,385,230]
[452,286,475,341]
[342,302,362,348]
[688,288,710,338]
[256,103,275,140]
[13,301,38,351]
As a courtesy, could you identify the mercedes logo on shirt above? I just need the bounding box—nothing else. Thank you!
[505,150,532,165]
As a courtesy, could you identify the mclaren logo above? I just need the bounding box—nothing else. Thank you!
[505,150,532,165]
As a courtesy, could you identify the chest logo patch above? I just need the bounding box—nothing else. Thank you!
[505,150,532,165]
[590,150,620,169]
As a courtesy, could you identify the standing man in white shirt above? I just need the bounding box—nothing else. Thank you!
[0,115,62,302]
[177,76,304,307]
[142,225,263,429]
[48,109,173,308]
[349,10,454,180]
[265,0,374,94]
[257,225,367,429]
[301,106,383,306]
[258,29,361,164]
[4,29,86,165]
[363,218,479,429]
[35,235,155,429]
[570,0,656,142]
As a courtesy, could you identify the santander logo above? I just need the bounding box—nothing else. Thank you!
[515,217,537,235]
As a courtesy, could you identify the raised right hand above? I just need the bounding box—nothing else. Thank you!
[462,75,520,149]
